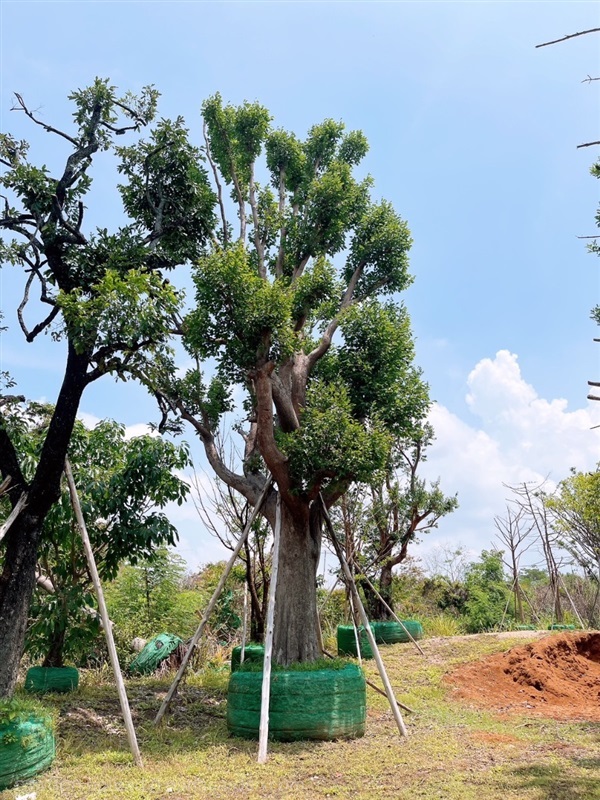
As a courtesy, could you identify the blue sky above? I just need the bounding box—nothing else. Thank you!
[1,1,599,573]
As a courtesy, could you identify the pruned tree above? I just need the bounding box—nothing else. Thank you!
[338,425,458,619]
[507,480,564,623]
[149,95,430,665]
[494,500,536,622]
[0,80,216,695]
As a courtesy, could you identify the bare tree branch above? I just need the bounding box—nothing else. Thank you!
[12,93,79,145]
[536,28,600,49]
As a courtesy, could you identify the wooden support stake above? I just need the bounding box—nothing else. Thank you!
[155,475,273,725]
[0,492,28,543]
[321,648,415,714]
[356,570,425,656]
[241,581,249,665]
[258,492,282,764]
[349,591,363,666]
[65,459,143,768]
[320,495,408,738]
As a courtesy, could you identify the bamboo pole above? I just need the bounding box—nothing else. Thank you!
[319,495,408,738]
[349,591,363,666]
[258,492,282,764]
[241,581,249,665]
[64,459,143,768]
[155,475,273,725]
[321,649,415,714]
[0,492,28,543]
[356,570,425,656]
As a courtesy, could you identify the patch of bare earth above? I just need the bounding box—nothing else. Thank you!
[445,631,600,721]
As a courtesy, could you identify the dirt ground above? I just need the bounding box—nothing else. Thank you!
[446,631,600,721]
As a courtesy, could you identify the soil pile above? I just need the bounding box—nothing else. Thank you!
[446,632,600,721]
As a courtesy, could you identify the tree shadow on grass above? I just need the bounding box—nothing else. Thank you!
[54,678,323,761]
[507,759,600,800]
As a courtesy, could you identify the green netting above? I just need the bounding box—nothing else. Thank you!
[370,619,424,644]
[336,624,374,659]
[548,624,576,631]
[128,633,184,675]
[231,643,265,672]
[227,664,366,741]
[0,715,55,790]
[24,666,79,694]
[515,625,537,631]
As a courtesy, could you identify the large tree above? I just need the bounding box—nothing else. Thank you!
[147,96,430,665]
[0,80,215,694]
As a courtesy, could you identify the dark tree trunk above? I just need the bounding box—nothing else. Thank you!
[272,500,321,665]
[42,613,67,668]
[0,344,89,695]
[0,513,42,695]
[377,562,394,619]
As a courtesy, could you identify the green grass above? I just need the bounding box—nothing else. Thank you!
[2,632,599,800]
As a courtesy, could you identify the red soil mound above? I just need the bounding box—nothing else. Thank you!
[445,632,600,721]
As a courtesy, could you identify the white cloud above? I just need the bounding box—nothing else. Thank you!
[419,350,600,565]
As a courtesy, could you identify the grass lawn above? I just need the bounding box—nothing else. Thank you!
[3,633,599,800]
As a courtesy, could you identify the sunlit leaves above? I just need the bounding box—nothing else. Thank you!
[186,243,294,373]
[277,380,391,494]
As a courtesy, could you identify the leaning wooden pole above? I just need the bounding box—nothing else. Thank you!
[257,492,282,764]
[0,492,28,544]
[356,571,425,656]
[64,459,143,768]
[319,495,408,738]
[155,475,273,725]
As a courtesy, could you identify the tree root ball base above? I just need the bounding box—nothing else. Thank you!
[227,664,366,741]
[336,625,375,659]
[0,716,55,790]
[370,620,424,644]
[231,644,265,672]
[24,666,79,694]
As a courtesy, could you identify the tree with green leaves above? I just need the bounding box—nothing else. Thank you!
[22,414,190,668]
[0,80,215,695]
[148,95,430,664]
[339,425,457,620]
[546,467,600,624]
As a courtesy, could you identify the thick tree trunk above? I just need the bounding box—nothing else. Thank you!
[42,612,67,668]
[0,513,42,695]
[376,563,394,619]
[272,500,321,665]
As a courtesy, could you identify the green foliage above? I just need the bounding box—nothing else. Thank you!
[277,379,392,493]
[186,243,295,374]
[462,550,510,633]
[24,415,190,667]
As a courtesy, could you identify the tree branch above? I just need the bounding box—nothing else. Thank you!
[203,121,228,246]
[536,28,600,48]
[12,93,79,145]
[577,141,600,149]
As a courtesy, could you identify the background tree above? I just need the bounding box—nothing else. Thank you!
[336,425,457,619]
[149,95,429,665]
[21,414,190,668]
[494,501,535,623]
[546,466,600,624]
[0,79,215,695]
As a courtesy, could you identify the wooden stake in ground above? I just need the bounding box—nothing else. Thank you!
[319,494,408,738]
[64,459,143,768]
[241,581,249,665]
[155,474,273,725]
[257,492,282,764]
